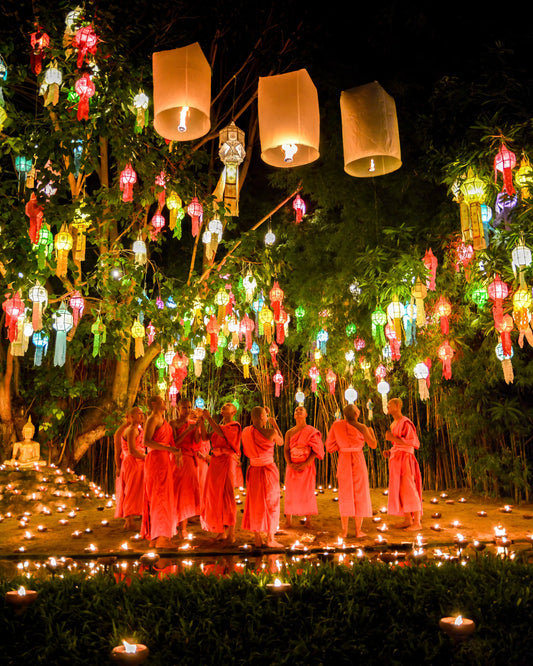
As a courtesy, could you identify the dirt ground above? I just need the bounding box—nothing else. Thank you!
[1,465,533,562]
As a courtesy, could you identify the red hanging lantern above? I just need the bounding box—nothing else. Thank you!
[423,248,438,291]
[384,323,401,360]
[293,194,306,223]
[437,340,454,379]
[169,382,179,407]
[308,366,320,393]
[375,364,387,381]
[119,164,137,202]
[269,341,279,367]
[69,290,85,327]
[187,197,203,237]
[353,336,366,351]
[455,241,474,273]
[155,171,167,209]
[206,314,220,353]
[25,193,44,244]
[73,25,98,69]
[30,27,50,75]
[240,314,255,350]
[326,369,337,395]
[2,292,25,342]
[434,296,452,335]
[494,143,516,196]
[273,370,284,397]
[496,314,514,357]
[74,73,95,121]
[276,308,288,345]
[269,281,284,320]
[487,274,509,329]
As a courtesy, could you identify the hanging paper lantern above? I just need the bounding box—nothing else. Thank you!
[52,302,74,367]
[403,302,417,346]
[470,283,489,309]
[316,328,328,355]
[354,337,366,351]
[187,197,203,237]
[154,171,167,209]
[214,288,230,324]
[266,340,278,368]
[494,143,516,196]
[345,322,357,338]
[434,296,452,335]
[359,357,371,380]
[269,281,284,320]
[152,43,211,141]
[265,229,276,246]
[377,380,390,414]
[308,366,320,393]
[326,369,337,395]
[32,331,49,366]
[0,107,7,132]
[69,290,85,327]
[54,224,73,277]
[119,164,137,202]
[71,205,90,261]
[206,314,220,353]
[30,26,50,75]
[73,25,98,69]
[74,73,95,121]
[516,156,533,199]
[193,344,206,377]
[150,210,166,240]
[487,274,509,329]
[166,192,184,237]
[25,193,44,244]
[243,274,257,303]
[258,69,319,167]
[146,322,156,346]
[371,306,387,347]
[511,241,532,287]
[132,90,149,133]
[0,54,7,106]
[91,316,106,357]
[273,370,284,397]
[154,353,168,381]
[276,308,289,345]
[218,120,246,215]
[132,235,147,265]
[40,61,62,106]
[512,287,533,348]
[35,223,53,269]
[387,297,404,340]
[411,279,427,327]
[384,323,401,361]
[348,281,362,302]
[292,305,304,333]
[131,318,145,358]
[413,362,430,401]
[240,314,255,350]
[293,194,306,223]
[295,388,305,405]
[15,156,33,188]
[168,382,179,407]
[455,242,474,273]
[437,341,454,380]
[2,292,25,342]
[496,314,514,357]
[495,342,514,384]
[259,306,274,343]
[345,350,355,364]
[460,168,487,250]
[366,399,374,421]
[344,385,357,404]
[28,281,47,331]
[340,81,401,177]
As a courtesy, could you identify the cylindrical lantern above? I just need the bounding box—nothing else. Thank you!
[152,43,211,141]
[340,81,401,177]
[258,69,320,167]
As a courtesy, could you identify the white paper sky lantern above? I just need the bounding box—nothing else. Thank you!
[340,81,401,177]
[152,43,211,141]
[258,69,320,168]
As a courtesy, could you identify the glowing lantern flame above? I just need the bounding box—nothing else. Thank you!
[454,616,463,626]
[123,640,137,654]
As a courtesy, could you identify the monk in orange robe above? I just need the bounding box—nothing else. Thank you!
[113,412,131,520]
[325,404,377,538]
[115,406,145,530]
[170,399,202,538]
[383,397,423,530]
[242,406,284,548]
[201,403,241,543]
[284,406,324,528]
[140,395,180,549]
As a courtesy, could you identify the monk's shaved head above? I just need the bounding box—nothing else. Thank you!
[343,404,357,419]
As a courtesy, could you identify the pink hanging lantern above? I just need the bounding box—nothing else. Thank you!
[423,248,438,290]
[494,143,516,196]
[73,25,98,69]
[326,369,337,395]
[2,292,25,342]
[69,290,85,327]
[353,336,366,351]
[309,366,320,393]
[169,382,179,407]
[269,341,279,367]
[375,364,387,381]
[74,73,95,121]
[273,370,284,397]
[487,275,509,329]
[384,323,401,360]
[240,314,255,351]
[150,210,166,240]
[25,193,44,245]
[437,341,454,379]
[187,197,203,237]
[120,164,137,203]
[155,171,167,209]
[293,194,306,223]
[146,321,156,346]
[455,241,474,273]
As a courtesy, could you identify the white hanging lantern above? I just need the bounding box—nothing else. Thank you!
[28,280,48,331]
[258,69,320,168]
[344,385,358,404]
[265,229,276,246]
[295,388,305,405]
[377,380,390,414]
[132,236,147,265]
[340,81,401,177]
[193,344,206,377]
[152,43,211,141]
[413,362,430,401]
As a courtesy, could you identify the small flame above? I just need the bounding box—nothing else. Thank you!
[454,615,463,626]
[416,534,424,546]
[494,526,506,537]
[123,640,137,654]
[17,586,26,596]
[273,578,282,588]
[120,542,129,551]
[282,143,298,163]
[178,106,189,133]
[368,158,376,172]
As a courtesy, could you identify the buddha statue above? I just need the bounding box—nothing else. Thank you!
[6,417,45,468]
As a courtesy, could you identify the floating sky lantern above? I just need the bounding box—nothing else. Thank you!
[340,81,401,177]
[258,69,319,167]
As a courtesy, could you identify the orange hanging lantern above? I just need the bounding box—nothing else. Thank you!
[494,143,516,196]
[269,341,279,367]
[30,26,50,75]
[434,296,452,335]
[269,281,284,320]
[73,25,98,69]
[206,314,220,353]
[25,193,44,244]
[340,81,401,177]
[74,73,95,121]
[276,308,289,345]
[187,197,203,237]
[215,288,230,324]
[241,351,251,379]
[152,43,211,141]
[512,287,533,348]
[273,370,284,397]
[54,224,73,277]
[258,69,320,168]
[423,248,438,290]
[384,324,401,361]
[496,314,514,357]
[293,194,306,223]
[437,340,454,379]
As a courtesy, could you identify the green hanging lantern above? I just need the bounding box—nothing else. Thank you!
[35,223,54,269]
[91,316,106,357]
[346,322,357,337]
[470,283,489,308]
[295,305,305,332]
[155,352,168,380]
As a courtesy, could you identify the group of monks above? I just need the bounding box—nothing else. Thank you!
[114,395,423,549]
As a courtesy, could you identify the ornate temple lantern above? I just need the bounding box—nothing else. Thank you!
[152,43,211,141]
[258,69,320,167]
[340,81,401,177]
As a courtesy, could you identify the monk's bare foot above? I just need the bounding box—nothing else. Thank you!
[149,540,157,548]
[355,531,367,538]
[266,539,284,548]
[154,536,176,549]
[339,532,348,539]
[393,522,412,529]
[124,518,136,531]
[284,518,292,528]
[254,539,264,548]
[405,524,422,531]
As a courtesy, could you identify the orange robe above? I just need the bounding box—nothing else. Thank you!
[173,422,201,523]
[140,420,175,541]
[197,438,211,500]
[284,425,324,516]
[202,422,241,533]
[387,416,423,515]
[325,420,373,517]
[241,426,280,533]
[114,435,128,519]
[115,428,144,518]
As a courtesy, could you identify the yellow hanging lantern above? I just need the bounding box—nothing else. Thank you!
[340,81,401,177]
[72,204,91,262]
[387,296,404,340]
[460,168,486,250]
[241,350,251,379]
[411,279,427,327]
[54,224,73,277]
[258,69,320,167]
[516,156,533,199]
[259,306,274,343]
[152,43,211,141]
[131,318,145,358]
[193,344,206,377]
[217,120,246,215]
